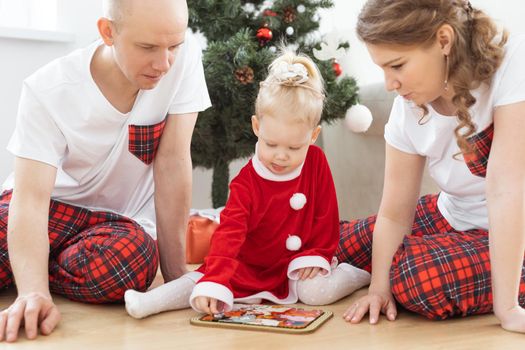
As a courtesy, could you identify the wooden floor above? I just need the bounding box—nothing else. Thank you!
[1,273,523,349]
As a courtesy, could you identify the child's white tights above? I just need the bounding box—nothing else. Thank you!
[125,275,195,319]
[297,263,371,305]
[124,263,370,319]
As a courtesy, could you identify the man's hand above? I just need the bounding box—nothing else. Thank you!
[0,292,61,342]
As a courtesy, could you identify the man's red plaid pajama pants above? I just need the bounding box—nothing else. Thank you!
[0,190,158,303]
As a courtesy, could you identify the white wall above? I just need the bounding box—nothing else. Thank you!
[0,0,524,209]
[0,39,68,175]
[0,0,102,182]
[322,0,525,87]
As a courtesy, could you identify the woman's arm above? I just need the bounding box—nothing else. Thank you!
[345,143,425,324]
[370,144,426,292]
[486,101,525,333]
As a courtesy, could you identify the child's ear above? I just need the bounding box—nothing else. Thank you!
[310,125,322,143]
[251,115,260,137]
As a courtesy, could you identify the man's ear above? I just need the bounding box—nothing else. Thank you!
[97,17,116,46]
[251,115,260,137]
[311,125,322,143]
[436,23,455,55]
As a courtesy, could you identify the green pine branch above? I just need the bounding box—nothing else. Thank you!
[189,0,359,207]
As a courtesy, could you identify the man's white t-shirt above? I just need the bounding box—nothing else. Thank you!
[3,31,212,237]
[384,35,525,231]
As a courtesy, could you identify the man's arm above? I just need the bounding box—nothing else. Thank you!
[154,112,198,282]
[1,157,60,342]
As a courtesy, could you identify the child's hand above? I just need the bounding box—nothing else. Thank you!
[194,296,225,315]
[297,267,324,280]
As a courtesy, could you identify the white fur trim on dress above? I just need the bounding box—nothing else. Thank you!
[190,281,234,312]
[287,255,332,280]
[252,143,304,182]
[234,278,299,305]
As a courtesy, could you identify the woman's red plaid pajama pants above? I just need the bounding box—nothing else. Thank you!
[337,123,525,320]
[0,190,158,303]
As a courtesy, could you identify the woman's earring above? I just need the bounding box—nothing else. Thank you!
[444,54,449,91]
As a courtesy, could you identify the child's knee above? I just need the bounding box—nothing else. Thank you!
[297,264,370,306]
[297,276,321,305]
[297,276,330,305]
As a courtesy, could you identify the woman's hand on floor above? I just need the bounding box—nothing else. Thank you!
[343,288,397,325]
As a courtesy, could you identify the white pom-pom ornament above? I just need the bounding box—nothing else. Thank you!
[344,104,373,133]
[286,235,302,251]
[243,3,255,13]
[289,193,306,210]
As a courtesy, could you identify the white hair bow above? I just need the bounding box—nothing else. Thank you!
[272,61,309,84]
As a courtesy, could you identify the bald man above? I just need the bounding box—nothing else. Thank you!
[0,0,210,342]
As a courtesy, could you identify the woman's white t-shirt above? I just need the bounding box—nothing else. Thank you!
[3,31,212,237]
[384,34,525,231]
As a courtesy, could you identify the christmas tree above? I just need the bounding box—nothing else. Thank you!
[189,0,359,207]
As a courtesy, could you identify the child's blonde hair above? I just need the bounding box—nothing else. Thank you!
[255,49,325,127]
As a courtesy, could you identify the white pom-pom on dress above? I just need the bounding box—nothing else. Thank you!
[289,193,307,210]
[286,235,302,251]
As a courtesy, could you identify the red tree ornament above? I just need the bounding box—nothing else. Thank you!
[256,26,273,45]
[332,60,343,77]
[263,9,278,17]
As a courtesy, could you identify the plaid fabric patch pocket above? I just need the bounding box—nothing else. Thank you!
[128,118,167,165]
[463,123,493,178]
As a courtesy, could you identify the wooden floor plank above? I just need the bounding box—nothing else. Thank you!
[1,274,523,349]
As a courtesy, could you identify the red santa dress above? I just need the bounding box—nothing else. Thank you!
[188,145,339,311]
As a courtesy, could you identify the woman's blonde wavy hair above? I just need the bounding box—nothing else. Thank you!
[356,0,507,153]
